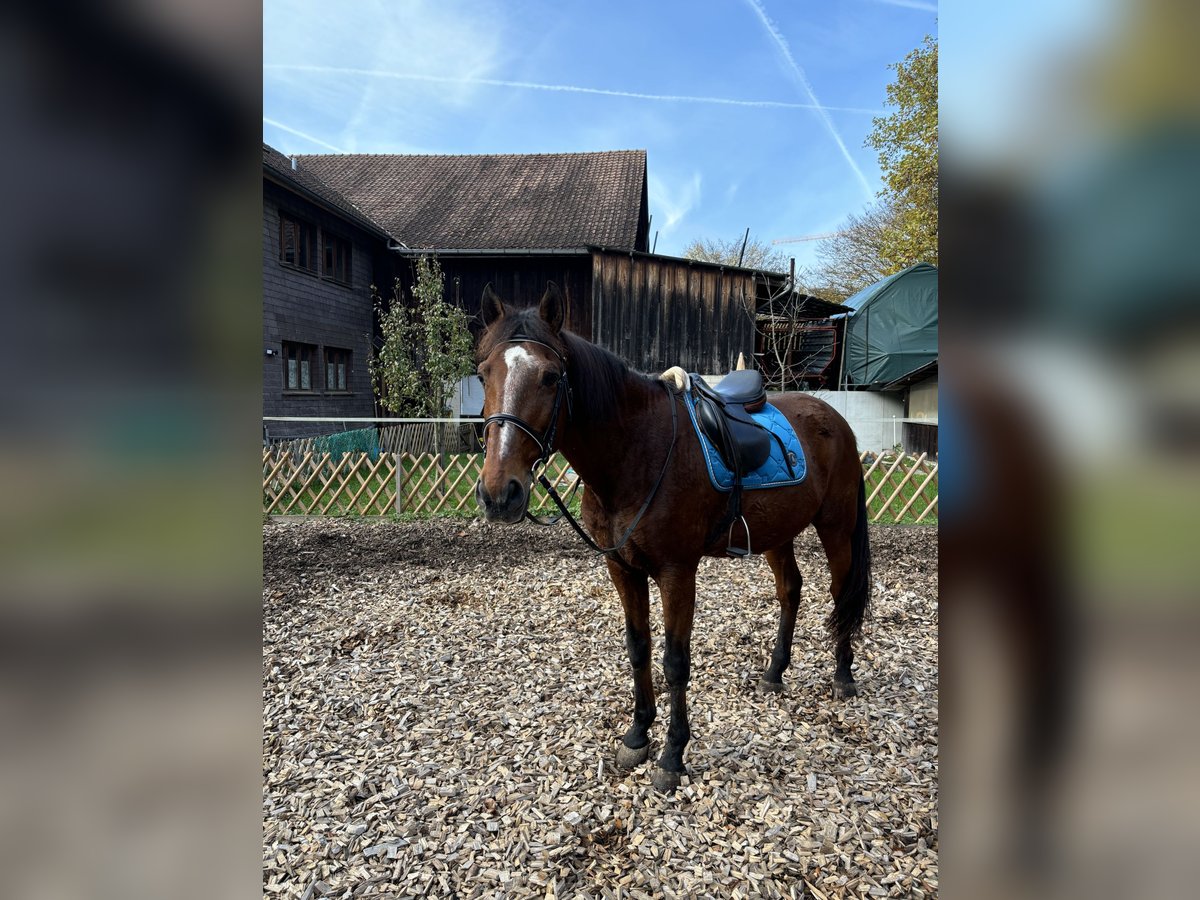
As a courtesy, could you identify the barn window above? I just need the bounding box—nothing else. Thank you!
[279,214,318,273]
[322,233,352,285]
[282,341,317,392]
[325,347,350,392]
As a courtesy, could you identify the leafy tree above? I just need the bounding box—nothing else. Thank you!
[682,234,789,273]
[866,34,938,269]
[813,35,937,297]
[369,255,474,417]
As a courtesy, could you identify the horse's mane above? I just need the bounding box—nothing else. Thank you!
[477,308,656,427]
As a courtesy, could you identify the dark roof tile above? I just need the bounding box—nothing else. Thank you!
[262,143,390,238]
[293,150,647,251]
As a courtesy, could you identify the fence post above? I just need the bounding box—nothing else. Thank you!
[437,453,446,508]
[394,453,404,514]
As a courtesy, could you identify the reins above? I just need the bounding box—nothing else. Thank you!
[481,336,678,558]
[532,382,677,557]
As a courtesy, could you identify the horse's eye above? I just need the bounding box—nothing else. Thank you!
[541,371,559,388]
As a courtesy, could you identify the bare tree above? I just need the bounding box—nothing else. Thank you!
[812,199,906,301]
[759,298,804,391]
[754,262,850,390]
[682,234,789,273]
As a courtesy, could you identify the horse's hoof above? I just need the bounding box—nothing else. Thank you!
[651,767,682,793]
[758,678,784,694]
[615,741,651,769]
[833,679,858,699]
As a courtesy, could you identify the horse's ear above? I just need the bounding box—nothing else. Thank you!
[481,283,505,326]
[539,282,565,333]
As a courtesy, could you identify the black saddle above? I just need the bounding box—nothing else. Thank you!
[692,370,771,476]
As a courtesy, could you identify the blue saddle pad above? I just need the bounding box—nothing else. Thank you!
[682,391,807,491]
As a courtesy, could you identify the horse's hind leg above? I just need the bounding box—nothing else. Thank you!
[820,532,859,698]
[759,545,803,693]
[815,477,872,699]
[607,559,656,769]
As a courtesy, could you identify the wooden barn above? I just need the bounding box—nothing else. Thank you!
[265,145,791,427]
[295,149,787,377]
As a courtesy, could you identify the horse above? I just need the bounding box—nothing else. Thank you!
[473,282,871,792]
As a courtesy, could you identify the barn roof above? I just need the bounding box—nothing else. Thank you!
[756,292,846,320]
[293,150,648,251]
[262,143,391,239]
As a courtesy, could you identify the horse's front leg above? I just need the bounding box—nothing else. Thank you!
[652,566,696,792]
[607,559,656,769]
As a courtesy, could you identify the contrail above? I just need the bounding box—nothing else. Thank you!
[263,117,347,153]
[741,0,875,200]
[263,64,883,115]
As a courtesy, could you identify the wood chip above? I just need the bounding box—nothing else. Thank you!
[264,519,938,898]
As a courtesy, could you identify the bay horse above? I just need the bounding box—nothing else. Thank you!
[474,283,871,792]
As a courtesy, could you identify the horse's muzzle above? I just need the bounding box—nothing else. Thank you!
[475,477,528,523]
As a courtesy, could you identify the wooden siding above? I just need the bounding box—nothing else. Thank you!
[390,256,594,341]
[903,422,939,458]
[263,182,386,439]
[590,250,757,374]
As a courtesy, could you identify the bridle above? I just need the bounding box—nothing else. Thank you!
[481,336,572,469]
[479,334,678,557]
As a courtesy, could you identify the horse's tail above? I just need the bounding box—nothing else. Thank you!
[826,474,871,647]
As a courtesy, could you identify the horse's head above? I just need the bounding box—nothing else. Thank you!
[474,282,569,523]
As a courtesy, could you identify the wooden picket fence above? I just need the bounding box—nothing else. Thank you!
[262,449,581,518]
[263,448,936,524]
[860,450,938,524]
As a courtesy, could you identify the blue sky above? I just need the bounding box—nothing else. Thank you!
[264,0,936,270]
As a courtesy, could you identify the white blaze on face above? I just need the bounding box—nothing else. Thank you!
[498,345,537,457]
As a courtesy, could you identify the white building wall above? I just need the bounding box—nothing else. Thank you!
[798,390,907,452]
[450,374,485,417]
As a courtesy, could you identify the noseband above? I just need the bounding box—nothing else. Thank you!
[481,336,572,467]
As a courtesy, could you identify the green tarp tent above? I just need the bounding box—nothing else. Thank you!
[841,263,938,388]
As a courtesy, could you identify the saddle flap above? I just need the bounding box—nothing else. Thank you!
[725,417,771,472]
[695,395,772,475]
[695,395,722,445]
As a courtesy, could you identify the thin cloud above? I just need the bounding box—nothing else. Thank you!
[263,64,883,115]
[741,0,875,200]
[871,0,938,12]
[648,171,702,233]
[263,117,347,153]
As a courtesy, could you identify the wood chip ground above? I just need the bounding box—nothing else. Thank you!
[264,520,938,899]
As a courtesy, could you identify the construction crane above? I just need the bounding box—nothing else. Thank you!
[771,231,845,245]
